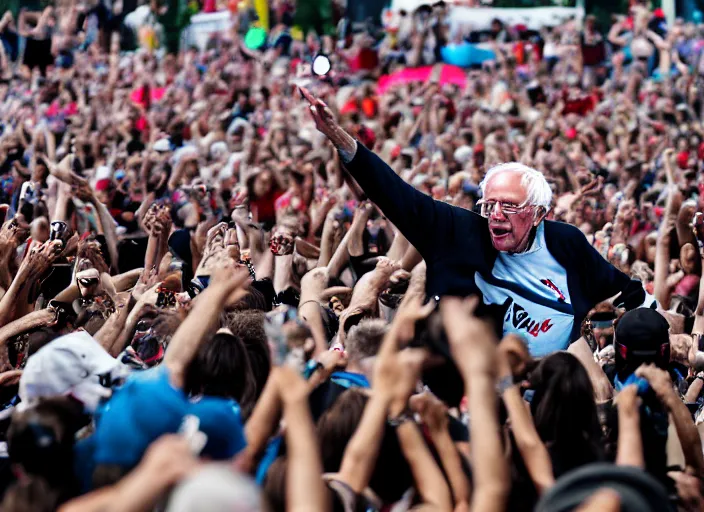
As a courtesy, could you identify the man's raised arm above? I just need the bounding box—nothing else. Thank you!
[300,87,474,261]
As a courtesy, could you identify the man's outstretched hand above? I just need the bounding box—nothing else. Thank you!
[300,86,357,161]
[299,86,336,137]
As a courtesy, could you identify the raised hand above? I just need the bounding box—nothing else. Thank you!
[74,179,94,203]
[409,391,449,434]
[142,205,159,236]
[0,216,29,266]
[300,86,357,160]
[270,226,295,256]
[211,264,251,306]
[498,334,531,380]
[299,86,337,137]
[19,240,63,280]
[390,293,436,345]
[373,341,428,415]
[634,364,674,405]
[137,435,201,488]
[440,296,498,377]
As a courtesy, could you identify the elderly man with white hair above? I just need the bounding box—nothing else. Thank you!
[302,88,655,356]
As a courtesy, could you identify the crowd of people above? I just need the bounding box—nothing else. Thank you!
[0,0,702,510]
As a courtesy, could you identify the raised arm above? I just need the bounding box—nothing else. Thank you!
[497,337,554,494]
[441,297,510,512]
[636,364,704,477]
[409,391,470,506]
[654,149,679,309]
[615,385,644,468]
[0,240,61,326]
[300,87,472,260]
[164,265,250,389]
[75,181,119,273]
[0,308,54,371]
[335,296,434,494]
[279,367,330,512]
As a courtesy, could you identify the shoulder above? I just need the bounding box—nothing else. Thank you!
[544,219,584,243]
[543,220,594,262]
[444,205,490,243]
[544,219,584,237]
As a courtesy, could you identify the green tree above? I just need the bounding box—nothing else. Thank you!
[158,0,192,54]
[294,0,335,36]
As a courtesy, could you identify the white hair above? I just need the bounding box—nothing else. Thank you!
[479,162,553,210]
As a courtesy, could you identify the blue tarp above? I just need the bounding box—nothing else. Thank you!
[441,42,496,68]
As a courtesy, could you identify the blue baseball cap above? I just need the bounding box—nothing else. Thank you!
[92,366,246,470]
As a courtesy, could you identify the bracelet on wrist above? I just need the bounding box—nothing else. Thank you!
[303,359,325,380]
[387,408,414,428]
[298,300,321,310]
[496,375,514,396]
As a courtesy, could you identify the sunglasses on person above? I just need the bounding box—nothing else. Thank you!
[476,199,534,218]
[587,311,617,330]
[589,319,615,329]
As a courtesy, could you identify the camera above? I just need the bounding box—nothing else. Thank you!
[49,221,71,247]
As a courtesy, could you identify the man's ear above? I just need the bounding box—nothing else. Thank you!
[533,207,548,226]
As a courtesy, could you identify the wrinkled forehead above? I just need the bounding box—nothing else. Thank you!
[483,170,529,204]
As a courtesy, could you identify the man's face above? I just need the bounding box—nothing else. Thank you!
[484,172,540,253]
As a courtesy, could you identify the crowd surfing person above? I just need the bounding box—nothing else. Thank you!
[0,2,704,512]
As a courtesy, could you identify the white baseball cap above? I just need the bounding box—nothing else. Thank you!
[167,464,264,512]
[453,145,473,165]
[153,138,171,153]
[94,165,112,182]
[19,331,128,413]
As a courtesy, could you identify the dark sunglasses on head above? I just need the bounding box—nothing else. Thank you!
[78,278,99,287]
[589,319,614,329]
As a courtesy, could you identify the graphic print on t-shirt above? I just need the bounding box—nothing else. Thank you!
[474,223,575,357]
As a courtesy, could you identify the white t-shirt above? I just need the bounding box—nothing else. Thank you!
[475,223,575,357]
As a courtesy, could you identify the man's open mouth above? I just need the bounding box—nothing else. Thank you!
[490,226,512,238]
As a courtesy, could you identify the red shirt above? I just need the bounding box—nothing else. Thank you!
[349,48,379,72]
[250,189,284,226]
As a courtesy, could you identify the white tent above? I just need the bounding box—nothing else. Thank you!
[390,1,583,31]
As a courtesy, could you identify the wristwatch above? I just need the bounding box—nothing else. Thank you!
[387,409,414,428]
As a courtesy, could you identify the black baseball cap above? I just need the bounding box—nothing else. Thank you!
[614,308,670,375]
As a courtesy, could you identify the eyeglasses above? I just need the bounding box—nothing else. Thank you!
[477,199,533,218]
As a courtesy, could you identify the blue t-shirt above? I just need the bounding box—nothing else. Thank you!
[92,366,246,470]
